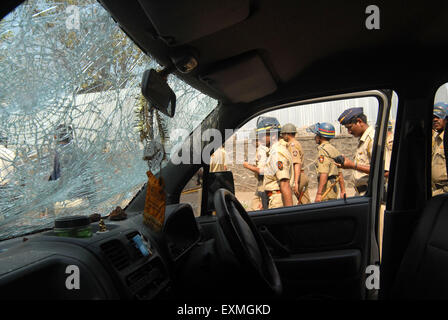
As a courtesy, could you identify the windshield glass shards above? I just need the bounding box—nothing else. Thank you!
[0,0,217,240]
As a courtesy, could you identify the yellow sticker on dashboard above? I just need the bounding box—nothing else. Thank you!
[143,171,166,232]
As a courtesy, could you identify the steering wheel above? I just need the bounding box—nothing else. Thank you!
[213,188,282,295]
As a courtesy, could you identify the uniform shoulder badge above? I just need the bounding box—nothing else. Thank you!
[293,150,298,157]
[318,155,325,163]
[277,161,283,170]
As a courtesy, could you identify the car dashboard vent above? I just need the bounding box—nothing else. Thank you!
[100,239,131,271]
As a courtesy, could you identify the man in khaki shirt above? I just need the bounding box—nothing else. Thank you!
[431,104,448,196]
[307,122,346,202]
[263,136,294,209]
[243,128,269,210]
[384,121,394,175]
[210,146,227,172]
[244,117,293,209]
[336,107,390,196]
[280,123,310,204]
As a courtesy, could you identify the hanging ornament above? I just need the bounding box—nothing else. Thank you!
[143,140,164,172]
[142,170,165,232]
[135,92,168,232]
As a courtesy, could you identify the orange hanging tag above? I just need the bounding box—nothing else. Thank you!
[143,171,166,232]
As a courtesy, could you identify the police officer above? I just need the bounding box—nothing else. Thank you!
[245,117,294,209]
[383,120,394,184]
[281,123,310,204]
[381,120,393,179]
[337,107,377,196]
[307,122,346,202]
[432,103,448,196]
[210,146,227,172]
[386,121,394,153]
[243,127,269,210]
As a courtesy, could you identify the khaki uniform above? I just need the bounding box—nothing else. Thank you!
[316,141,341,201]
[386,132,393,152]
[353,126,375,196]
[250,144,269,211]
[287,138,310,204]
[210,147,227,172]
[263,139,294,209]
[384,132,393,173]
[431,130,448,196]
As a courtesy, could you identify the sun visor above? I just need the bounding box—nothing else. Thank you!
[137,0,250,46]
[200,53,277,103]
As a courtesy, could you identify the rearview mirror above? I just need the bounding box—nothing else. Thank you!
[141,69,176,118]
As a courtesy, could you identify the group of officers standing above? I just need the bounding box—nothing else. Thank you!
[242,107,392,210]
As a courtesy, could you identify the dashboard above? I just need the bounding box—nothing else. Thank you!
[0,203,201,300]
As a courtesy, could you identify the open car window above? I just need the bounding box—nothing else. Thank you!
[213,93,397,212]
[0,0,217,240]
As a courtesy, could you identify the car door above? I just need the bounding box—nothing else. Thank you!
[197,89,394,300]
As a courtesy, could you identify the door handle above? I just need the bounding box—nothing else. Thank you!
[259,225,290,258]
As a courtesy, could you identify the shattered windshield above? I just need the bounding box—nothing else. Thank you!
[0,0,217,240]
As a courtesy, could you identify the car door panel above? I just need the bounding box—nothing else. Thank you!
[249,197,371,299]
[197,197,371,299]
[274,249,362,299]
[274,249,361,280]
[251,199,370,252]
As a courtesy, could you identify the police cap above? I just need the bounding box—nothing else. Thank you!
[256,116,281,134]
[434,102,448,119]
[338,107,364,125]
[433,104,447,120]
[280,123,297,134]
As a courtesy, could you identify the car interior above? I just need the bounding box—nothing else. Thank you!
[1,0,448,301]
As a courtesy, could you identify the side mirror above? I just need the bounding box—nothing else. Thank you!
[141,69,176,118]
[206,171,235,213]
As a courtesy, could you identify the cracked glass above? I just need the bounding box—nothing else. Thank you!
[0,0,217,240]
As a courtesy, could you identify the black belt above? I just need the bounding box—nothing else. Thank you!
[355,185,368,193]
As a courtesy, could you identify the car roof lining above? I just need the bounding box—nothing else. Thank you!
[136,0,251,46]
[199,51,277,103]
[98,0,448,109]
